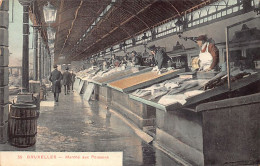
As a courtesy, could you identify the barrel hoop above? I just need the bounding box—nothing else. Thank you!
[9,115,39,120]
[9,132,37,138]
[10,111,40,120]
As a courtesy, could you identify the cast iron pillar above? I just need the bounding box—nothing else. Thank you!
[33,26,38,81]
[42,46,45,78]
[21,5,30,92]
[38,39,42,84]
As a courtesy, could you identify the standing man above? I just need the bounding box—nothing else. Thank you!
[49,64,62,102]
[148,45,170,69]
[62,67,72,95]
[71,70,76,91]
[196,35,219,71]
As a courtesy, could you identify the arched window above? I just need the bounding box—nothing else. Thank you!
[193,11,200,20]
[208,6,217,14]
[228,0,238,6]
[217,1,227,11]
[200,7,209,23]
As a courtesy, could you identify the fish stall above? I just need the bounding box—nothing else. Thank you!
[87,66,151,103]
[106,68,185,129]
[129,68,260,165]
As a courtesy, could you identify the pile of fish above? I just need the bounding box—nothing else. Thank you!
[132,77,207,103]
[142,68,257,106]
[76,66,137,81]
[91,66,138,80]
[76,67,100,79]
[202,68,257,90]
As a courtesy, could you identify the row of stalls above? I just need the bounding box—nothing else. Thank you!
[72,24,260,165]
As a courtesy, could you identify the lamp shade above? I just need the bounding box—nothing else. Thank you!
[43,2,57,24]
[18,0,34,6]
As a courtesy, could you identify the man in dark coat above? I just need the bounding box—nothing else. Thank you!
[148,45,170,69]
[62,67,72,95]
[49,64,62,102]
[131,51,142,66]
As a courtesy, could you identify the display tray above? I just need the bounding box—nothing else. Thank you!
[90,67,151,85]
[130,72,260,112]
[108,68,185,93]
[129,83,202,112]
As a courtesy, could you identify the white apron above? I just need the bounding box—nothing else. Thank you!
[199,42,213,70]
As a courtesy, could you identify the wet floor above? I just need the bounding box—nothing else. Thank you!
[1,91,182,166]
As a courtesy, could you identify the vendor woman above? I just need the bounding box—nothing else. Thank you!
[196,35,219,71]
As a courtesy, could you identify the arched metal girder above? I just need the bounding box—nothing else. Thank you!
[58,0,84,57]
[166,0,181,16]
[119,5,151,31]
[68,29,118,61]
[70,1,155,61]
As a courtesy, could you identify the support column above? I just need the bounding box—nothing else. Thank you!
[0,0,9,143]
[21,5,30,92]
[38,34,41,82]
[45,52,49,77]
[49,56,52,76]
[42,47,45,78]
[33,27,38,81]
[40,42,44,81]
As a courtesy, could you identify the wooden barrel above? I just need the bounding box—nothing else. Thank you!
[9,103,39,148]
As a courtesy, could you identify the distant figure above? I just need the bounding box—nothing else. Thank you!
[131,51,142,66]
[62,67,72,95]
[148,45,170,69]
[49,64,62,102]
[111,54,120,67]
[196,35,219,71]
[71,70,76,91]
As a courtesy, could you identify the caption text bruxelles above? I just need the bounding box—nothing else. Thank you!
[18,154,109,160]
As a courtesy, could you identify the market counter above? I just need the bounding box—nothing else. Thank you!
[106,68,185,129]
[90,67,151,103]
[155,92,260,166]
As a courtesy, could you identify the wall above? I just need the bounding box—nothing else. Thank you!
[0,0,9,143]
[114,11,259,57]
